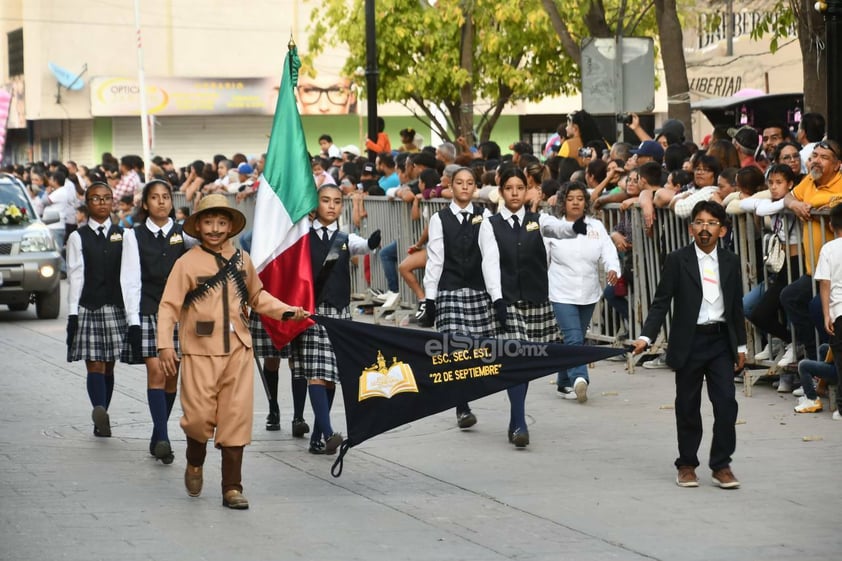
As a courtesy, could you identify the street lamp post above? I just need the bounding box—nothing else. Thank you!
[365,0,379,161]
[821,0,841,140]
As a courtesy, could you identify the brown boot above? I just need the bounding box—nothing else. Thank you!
[184,464,203,497]
[222,489,249,510]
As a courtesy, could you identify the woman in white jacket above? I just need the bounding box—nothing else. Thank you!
[548,181,621,403]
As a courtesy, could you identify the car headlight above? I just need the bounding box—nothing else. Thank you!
[19,225,57,253]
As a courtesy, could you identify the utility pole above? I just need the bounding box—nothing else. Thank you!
[365,0,379,161]
[818,0,841,140]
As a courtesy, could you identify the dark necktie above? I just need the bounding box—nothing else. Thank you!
[460,211,469,226]
[321,227,330,242]
[511,215,520,231]
[97,226,105,240]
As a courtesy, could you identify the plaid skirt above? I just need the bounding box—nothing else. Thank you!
[248,312,289,358]
[435,288,495,337]
[120,314,180,364]
[289,304,350,382]
[68,305,127,362]
[497,301,561,343]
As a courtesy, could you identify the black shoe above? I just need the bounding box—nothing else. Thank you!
[308,440,326,455]
[265,411,280,431]
[510,428,529,448]
[91,406,111,437]
[324,433,343,455]
[149,439,156,456]
[457,412,477,429]
[153,440,175,465]
[291,418,310,438]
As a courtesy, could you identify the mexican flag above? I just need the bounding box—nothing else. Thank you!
[251,43,317,348]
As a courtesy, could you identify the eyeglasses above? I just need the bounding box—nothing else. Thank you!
[691,220,721,229]
[815,141,840,160]
[779,153,800,162]
[297,85,351,106]
[87,195,113,204]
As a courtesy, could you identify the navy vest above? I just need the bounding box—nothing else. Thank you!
[135,223,187,315]
[78,223,124,310]
[489,212,548,304]
[438,208,485,292]
[310,228,351,309]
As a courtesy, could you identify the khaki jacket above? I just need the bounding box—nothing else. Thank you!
[157,242,285,356]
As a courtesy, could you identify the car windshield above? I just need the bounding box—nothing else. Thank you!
[0,180,36,224]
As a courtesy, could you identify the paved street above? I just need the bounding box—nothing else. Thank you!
[1,283,839,561]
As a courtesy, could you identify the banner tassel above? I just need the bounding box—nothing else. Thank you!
[331,440,350,478]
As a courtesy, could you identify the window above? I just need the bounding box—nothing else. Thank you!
[7,28,23,77]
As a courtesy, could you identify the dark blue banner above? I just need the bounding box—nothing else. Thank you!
[314,316,624,476]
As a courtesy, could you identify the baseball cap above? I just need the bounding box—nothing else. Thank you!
[237,163,254,175]
[630,140,665,161]
[654,119,685,141]
[728,126,759,152]
[341,145,361,157]
[362,162,376,175]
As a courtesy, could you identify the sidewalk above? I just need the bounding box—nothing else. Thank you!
[0,291,839,561]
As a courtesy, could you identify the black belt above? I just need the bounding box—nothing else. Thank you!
[696,322,725,335]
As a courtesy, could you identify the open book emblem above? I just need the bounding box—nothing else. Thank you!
[358,350,419,401]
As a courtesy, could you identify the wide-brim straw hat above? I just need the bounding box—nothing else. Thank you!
[182,194,246,238]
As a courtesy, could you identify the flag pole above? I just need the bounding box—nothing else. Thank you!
[133,0,152,180]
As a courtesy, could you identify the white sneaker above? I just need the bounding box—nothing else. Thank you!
[796,395,809,404]
[373,290,398,304]
[792,387,805,397]
[381,291,401,309]
[643,355,669,369]
[777,379,793,393]
[754,343,773,361]
[832,410,841,421]
[794,398,823,413]
[573,377,588,403]
[776,344,797,367]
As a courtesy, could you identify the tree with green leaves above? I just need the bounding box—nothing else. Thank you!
[751,0,825,116]
[307,0,578,144]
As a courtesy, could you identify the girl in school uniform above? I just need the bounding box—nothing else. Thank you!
[248,314,309,436]
[478,167,584,447]
[421,167,580,431]
[290,184,380,454]
[120,179,193,463]
[66,182,127,437]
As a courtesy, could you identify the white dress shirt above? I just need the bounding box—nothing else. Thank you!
[120,218,199,326]
[67,217,113,315]
[546,216,621,305]
[695,243,725,324]
[311,218,371,256]
[424,202,492,300]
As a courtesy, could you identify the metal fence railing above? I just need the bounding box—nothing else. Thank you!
[172,191,837,401]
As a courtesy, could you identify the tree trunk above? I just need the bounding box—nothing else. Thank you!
[540,0,581,63]
[458,4,475,145]
[795,0,826,116]
[654,0,693,141]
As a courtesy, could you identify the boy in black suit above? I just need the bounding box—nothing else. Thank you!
[632,201,746,489]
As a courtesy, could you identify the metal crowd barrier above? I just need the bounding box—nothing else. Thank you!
[171,190,837,401]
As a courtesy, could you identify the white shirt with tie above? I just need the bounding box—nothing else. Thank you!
[695,243,725,325]
[310,218,371,255]
[67,217,113,315]
[120,217,198,326]
[424,202,492,300]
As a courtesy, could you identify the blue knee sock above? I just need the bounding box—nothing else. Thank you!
[308,385,333,441]
[147,389,169,443]
[507,383,528,432]
[104,374,115,409]
[292,377,307,419]
[87,372,107,408]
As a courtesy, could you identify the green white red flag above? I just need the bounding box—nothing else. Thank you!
[251,42,317,348]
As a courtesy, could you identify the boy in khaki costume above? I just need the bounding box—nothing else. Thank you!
[157,194,307,509]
